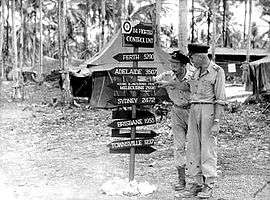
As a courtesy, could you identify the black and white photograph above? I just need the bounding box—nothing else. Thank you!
[0,0,269,199]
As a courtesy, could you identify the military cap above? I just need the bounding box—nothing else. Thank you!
[169,50,190,64]
[188,43,210,55]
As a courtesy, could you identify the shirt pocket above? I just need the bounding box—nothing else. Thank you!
[197,79,213,94]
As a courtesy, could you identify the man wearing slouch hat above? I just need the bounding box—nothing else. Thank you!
[182,44,226,198]
[155,50,193,192]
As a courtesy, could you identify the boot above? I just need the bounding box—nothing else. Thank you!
[174,166,186,191]
[180,183,203,197]
[197,184,213,199]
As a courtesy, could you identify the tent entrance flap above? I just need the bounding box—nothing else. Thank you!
[70,74,92,98]
[90,71,115,108]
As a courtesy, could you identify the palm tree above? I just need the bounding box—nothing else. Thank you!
[243,0,247,42]
[39,0,43,78]
[246,0,252,62]
[12,0,18,79]
[101,0,106,48]
[191,0,195,43]
[211,0,217,61]
[32,1,38,69]
[178,0,188,53]
[0,0,5,79]
[59,0,72,104]
[222,0,227,47]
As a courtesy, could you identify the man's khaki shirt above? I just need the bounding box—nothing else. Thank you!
[156,70,190,107]
[189,62,226,105]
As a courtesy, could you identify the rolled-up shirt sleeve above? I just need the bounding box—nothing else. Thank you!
[214,68,226,106]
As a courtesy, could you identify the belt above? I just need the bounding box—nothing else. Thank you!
[191,101,214,104]
[174,104,190,109]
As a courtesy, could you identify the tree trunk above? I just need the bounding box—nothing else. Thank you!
[0,0,5,79]
[178,0,188,53]
[211,0,216,62]
[58,0,71,104]
[243,0,247,42]
[246,0,252,62]
[155,0,161,46]
[83,1,89,51]
[12,0,18,79]
[39,0,43,79]
[207,10,211,45]
[19,0,25,99]
[115,0,123,32]
[222,0,226,47]
[32,10,37,69]
[4,0,9,80]
[191,0,195,43]
[101,0,105,48]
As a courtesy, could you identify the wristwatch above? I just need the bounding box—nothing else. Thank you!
[214,119,220,123]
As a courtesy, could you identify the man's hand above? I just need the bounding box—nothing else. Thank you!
[155,80,176,88]
[210,122,220,137]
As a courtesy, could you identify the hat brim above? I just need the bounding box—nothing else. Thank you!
[169,58,181,63]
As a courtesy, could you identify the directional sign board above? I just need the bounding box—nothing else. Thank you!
[112,109,154,119]
[110,146,156,154]
[122,22,154,48]
[108,116,156,128]
[108,82,156,91]
[113,52,154,62]
[108,96,156,106]
[108,138,155,150]
[110,67,157,76]
[111,129,157,138]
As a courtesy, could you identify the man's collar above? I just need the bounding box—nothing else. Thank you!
[194,61,213,78]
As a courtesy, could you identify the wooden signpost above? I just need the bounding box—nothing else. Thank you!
[108,82,156,91]
[108,138,155,149]
[108,20,157,182]
[108,96,156,106]
[122,22,154,48]
[108,116,156,129]
[113,52,154,62]
[109,67,157,76]
[111,129,157,138]
[112,109,154,119]
[110,146,156,154]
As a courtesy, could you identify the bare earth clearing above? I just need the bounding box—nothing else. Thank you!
[0,81,269,200]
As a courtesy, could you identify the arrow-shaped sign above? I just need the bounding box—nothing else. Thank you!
[113,52,154,62]
[108,116,156,128]
[112,109,154,119]
[110,67,157,76]
[108,82,156,91]
[108,96,156,106]
[108,138,155,150]
[110,146,156,154]
[111,129,158,138]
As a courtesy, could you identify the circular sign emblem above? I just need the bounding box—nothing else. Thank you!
[122,21,132,34]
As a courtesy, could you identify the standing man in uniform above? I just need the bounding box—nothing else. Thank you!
[155,50,192,191]
[183,44,226,198]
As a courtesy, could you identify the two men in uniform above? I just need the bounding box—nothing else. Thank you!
[156,43,226,198]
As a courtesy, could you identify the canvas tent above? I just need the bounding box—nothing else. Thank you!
[246,55,270,95]
[71,30,172,108]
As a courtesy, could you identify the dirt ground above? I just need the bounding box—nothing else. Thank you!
[0,81,269,200]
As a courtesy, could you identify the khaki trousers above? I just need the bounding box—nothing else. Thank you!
[187,104,217,185]
[171,106,189,167]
